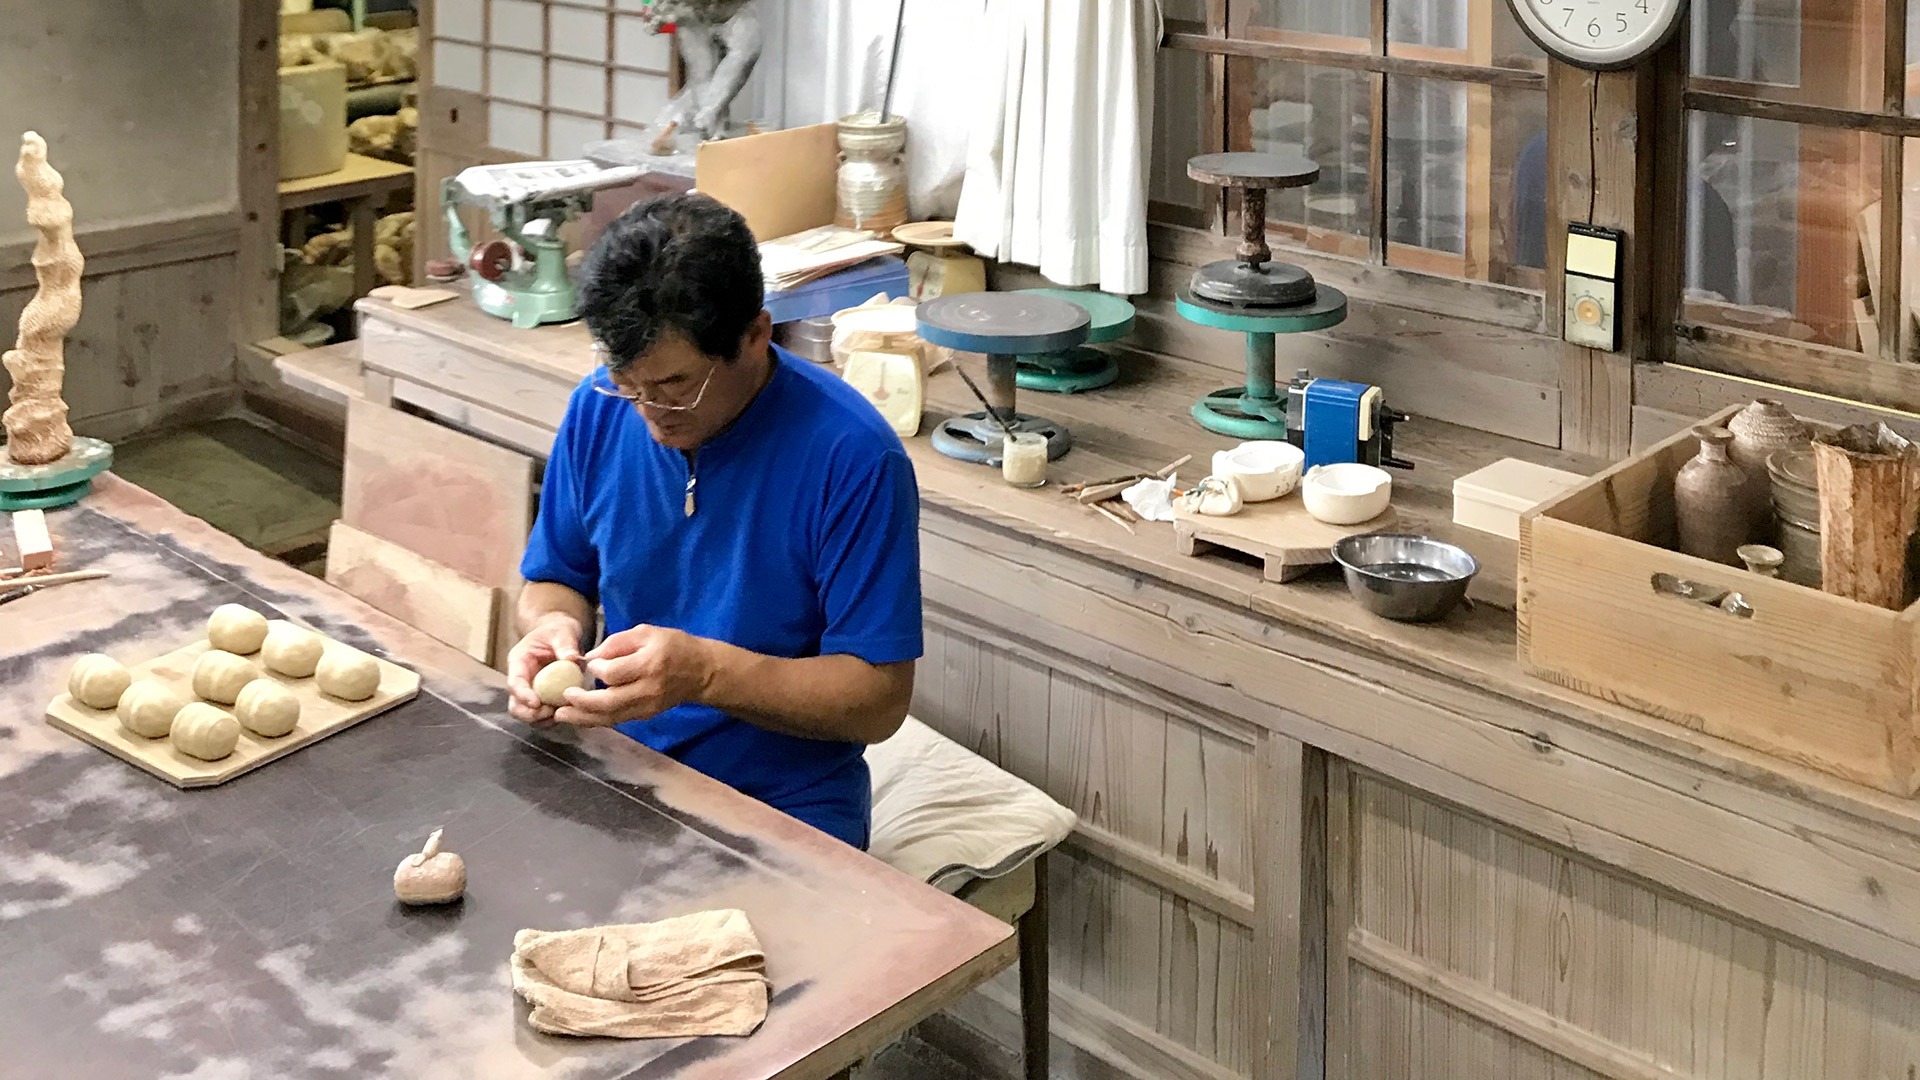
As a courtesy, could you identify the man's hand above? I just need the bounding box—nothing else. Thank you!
[552,624,715,728]
[505,613,585,724]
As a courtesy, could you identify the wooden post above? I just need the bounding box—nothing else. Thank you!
[1252,734,1329,1080]
[237,0,281,348]
[1018,852,1051,1080]
[1546,53,1664,460]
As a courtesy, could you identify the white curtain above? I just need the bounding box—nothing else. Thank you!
[776,0,987,221]
[952,0,1163,296]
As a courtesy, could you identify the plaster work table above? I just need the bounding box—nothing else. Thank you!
[0,476,1013,1079]
[302,296,1920,1080]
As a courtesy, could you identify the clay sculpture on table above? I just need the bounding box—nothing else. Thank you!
[3,132,82,467]
[234,680,301,738]
[117,681,187,739]
[193,650,260,706]
[207,604,270,655]
[68,654,131,710]
[262,623,324,678]
[394,829,466,905]
[171,703,241,761]
[316,647,380,701]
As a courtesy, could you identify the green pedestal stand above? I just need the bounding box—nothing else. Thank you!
[1177,149,1349,438]
[0,436,113,510]
[1176,286,1347,440]
[1014,288,1135,394]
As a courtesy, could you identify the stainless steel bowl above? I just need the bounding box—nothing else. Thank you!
[1331,534,1479,623]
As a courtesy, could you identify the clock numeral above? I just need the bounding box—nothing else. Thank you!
[1587,18,1601,35]
[1562,7,1574,26]
[1616,12,1629,29]
[1635,0,1649,10]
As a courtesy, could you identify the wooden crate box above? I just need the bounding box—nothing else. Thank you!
[1518,405,1920,796]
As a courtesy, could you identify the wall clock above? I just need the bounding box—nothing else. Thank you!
[1506,0,1688,70]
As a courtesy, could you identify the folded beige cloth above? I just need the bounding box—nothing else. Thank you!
[510,908,771,1038]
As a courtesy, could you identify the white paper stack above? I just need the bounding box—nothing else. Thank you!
[759,225,904,292]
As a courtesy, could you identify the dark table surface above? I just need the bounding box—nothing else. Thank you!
[0,477,1011,1080]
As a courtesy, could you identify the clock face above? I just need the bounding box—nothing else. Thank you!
[1507,0,1687,70]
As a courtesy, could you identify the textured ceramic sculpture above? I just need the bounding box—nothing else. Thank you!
[1675,426,1755,566]
[2,133,82,466]
[1727,399,1810,534]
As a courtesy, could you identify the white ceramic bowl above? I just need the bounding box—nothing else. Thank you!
[1209,441,1305,502]
[1300,462,1393,525]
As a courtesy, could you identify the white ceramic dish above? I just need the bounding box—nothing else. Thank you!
[1300,462,1393,525]
[1209,440,1305,502]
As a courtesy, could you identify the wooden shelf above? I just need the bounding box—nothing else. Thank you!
[278,152,414,210]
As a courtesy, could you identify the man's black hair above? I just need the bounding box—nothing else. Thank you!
[577,193,764,371]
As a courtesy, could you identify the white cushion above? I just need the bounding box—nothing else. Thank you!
[867,716,1077,892]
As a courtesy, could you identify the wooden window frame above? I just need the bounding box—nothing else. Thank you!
[1667,0,1920,412]
[1161,2,1550,330]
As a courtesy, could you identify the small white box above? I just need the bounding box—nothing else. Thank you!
[1453,458,1585,541]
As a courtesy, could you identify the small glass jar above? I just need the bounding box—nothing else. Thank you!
[1001,432,1048,488]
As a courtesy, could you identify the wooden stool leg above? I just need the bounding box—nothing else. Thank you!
[1019,852,1051,1080]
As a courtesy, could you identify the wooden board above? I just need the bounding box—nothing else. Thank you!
[342,398,534,668]
[45,622,420,788]
[1174,495,1397,582]
[277,152,416,210]
[12,509,52,570]
[325,520,499,662]
[694,122,838,242]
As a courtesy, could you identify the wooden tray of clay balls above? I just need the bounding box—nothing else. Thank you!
[45,608,420,788]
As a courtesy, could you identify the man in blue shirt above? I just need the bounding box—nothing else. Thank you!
[507,193,922,850]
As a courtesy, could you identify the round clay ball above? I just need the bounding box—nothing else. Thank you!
[234,679,301,738]
[261,623,324,678]
[315,647,380,702]
[170,702,240,761]
[116,680,186,738]
[533,659,584,707]
[68,653,133,711]
[192,650,260,706]
[207,604,270,655]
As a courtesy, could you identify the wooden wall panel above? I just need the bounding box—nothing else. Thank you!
[915,620,1260,1080]
[0,249,240,440]
[1335,769,1920,1080]
[1350,965,1605,1080]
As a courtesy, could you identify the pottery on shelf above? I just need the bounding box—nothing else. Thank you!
[1674,426,1758,566]
[1728,399,1811,534]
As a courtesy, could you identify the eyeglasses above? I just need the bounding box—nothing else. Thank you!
[591,344,718,413]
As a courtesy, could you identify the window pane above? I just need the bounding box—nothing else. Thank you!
[1150,46,1213,227]
[1684,113,1880,351]
[1227,58,1373,258]
[1383,76,1547,289]
[1691,0,1883,112]
[1163,0,1207,23]
[1909,9,1920,114]
[1387,0,1546,71]
[1232,0,1370,51]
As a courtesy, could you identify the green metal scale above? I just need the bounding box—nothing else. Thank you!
[1013,288,1135,394]
[1179,151,1348,440]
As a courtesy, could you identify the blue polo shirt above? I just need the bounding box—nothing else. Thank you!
[520,346,923,848]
